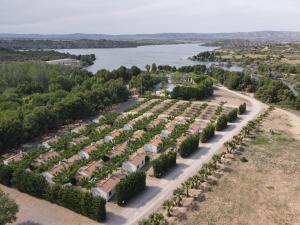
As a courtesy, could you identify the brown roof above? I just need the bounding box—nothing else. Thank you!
[109,129,123,139]
[147,119,162,129]
[38,150,59,161]
[70,136,89,146]
[76,160,104,179]
[83,143,98,154]
[130,130,145,141]
[96,124,110,133]
[149,135,162,146]
[5,151,26,163]
[95,170,126,193]
[48,161,69,175]
[128,151,146,166]
[108,142,128,158]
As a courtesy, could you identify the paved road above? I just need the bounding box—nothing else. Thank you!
[104,87,264,225]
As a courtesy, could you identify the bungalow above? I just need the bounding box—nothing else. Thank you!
[95,124,110,133]
[75,160,104,181]
[66,154,81,164]
[104,129,122,143]
[71,124,86,134]
[161,129,171,138]
[78,143,98,159]
[123,123,133,131]
[107,141,128,158]
[144,134,162,153]
[3,151,26,165]
[32,149,59,167]
[91,170,126,201]
[42,161,69,183]
[122,150,146,172]
[129,130,145,142]
[146,118,162,130]
[69,136,89,147]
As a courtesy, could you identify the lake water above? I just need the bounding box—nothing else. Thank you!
[58,44,243,73]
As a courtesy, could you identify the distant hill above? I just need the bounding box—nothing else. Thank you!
[1,31,300,41]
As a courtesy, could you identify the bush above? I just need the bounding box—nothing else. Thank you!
[178,134,200,158]
[115,170,146,206]
[0,164,14,186]
[227,108,238,122]
[215,114,228,131]
[238,103,246,114]
[59,187,83,213]
[11,169,48,198]
[200,124,215,143]
[151,151,177,178]
[80,192,107,221]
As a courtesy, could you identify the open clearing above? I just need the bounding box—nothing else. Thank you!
[179,108,300,225]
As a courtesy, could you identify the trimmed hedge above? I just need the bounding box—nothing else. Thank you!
[215,114,228,131]
[238,103,247,114]
[115,170,146,206]
[178,134,200,158]
[227,108,238,122]
[151,151,177,178]
[200,123,215,143]
[0,167,106,222]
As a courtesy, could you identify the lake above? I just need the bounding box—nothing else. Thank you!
[58,43,238,73]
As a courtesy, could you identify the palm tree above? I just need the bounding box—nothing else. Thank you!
[182,180,192,197]
[163,200,173,217]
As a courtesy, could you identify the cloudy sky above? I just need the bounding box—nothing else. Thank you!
[1,0,300,34]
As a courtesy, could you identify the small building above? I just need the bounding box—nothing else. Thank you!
[75,160,104,181]
[107,141,128,159]
[122,150,146,172]
[32,149,59,167]
[78,143,98,159]
[104,129,122,143]
[3,151,26,165]
[144,135,162,153]
[42,161,69,183]
[91,170,126,201]
[95,124,110,133]
[69,136,89,147]
[146,119,162,130]
[130,130,145,142]
[71,124,86,134]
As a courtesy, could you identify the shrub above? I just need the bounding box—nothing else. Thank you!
[227,108,238,122]
[215,114,228,131]
[115,170,146,206]
[200,124,215,143]
[59,187,83,213]
[238,103,247,114]
[0,164,14,186]
[80,192,106,221]
[178,134,200,158]
[11,169,48,198]
[151,151,177,178]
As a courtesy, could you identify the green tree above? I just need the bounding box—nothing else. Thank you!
[0,190,18,225]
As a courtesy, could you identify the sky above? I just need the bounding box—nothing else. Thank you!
[1,0,300,34]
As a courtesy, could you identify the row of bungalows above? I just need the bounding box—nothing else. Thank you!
[158,101,187,119]
[129,130,145,142]
[161,116,187,138]
[106,141,128,159]
[42,154,82,183]
[122,149,146,172]
[71,123,87,134]
[181,103,202,118]
[69,135,89,147]
[31,149,59,168]
[3,151,27,165]
[146,118,165,130]
[78,140,104,159]
[187,121,206,135]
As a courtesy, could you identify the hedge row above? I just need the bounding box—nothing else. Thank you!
[115,170,146,206]
[0,165,106,222]
[178,134,200,158]
[200,123,215,143]
[151,151,177,178]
